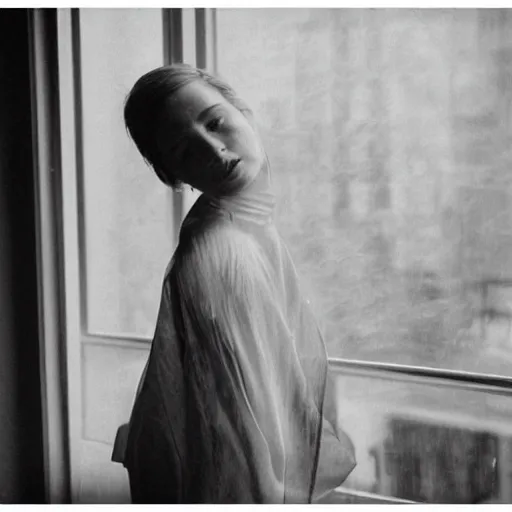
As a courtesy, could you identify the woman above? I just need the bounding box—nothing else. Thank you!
[114,63,356,503]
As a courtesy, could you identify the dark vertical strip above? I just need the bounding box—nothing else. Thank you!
[211,9,218,73]
[195,8,206,69]
[70,8,89,443]
[14,6,46,503]
[162,9,170,65]
[44,9,73,497]
[164,8,183,65]
[0,7,50,503]
[41,8,72,502]
[71,9,87,337]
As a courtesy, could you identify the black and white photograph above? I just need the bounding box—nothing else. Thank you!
[1,3,512,505]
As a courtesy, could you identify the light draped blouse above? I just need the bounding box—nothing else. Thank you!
[114,166,356,503]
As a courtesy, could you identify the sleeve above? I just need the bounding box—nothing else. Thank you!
[126,396,183,504]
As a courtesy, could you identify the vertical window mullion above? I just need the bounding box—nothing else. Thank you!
[163,8,185,246]
[196,8,217,72]
[178,8,201,219]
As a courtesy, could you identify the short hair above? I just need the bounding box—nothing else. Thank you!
[124,63,251,189]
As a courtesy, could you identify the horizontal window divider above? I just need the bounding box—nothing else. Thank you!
[82,332,152,349]
[328,357,512,397]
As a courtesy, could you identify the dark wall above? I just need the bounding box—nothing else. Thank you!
[0,9,45,503]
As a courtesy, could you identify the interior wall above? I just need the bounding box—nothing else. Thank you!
[0,8,45,504]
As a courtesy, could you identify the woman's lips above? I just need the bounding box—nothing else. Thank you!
[229,158,241,172]
[225,158,241,178]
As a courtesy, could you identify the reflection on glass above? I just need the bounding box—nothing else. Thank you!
[333,371,511,503]
[216,8,512,375]
[79,9,174,337]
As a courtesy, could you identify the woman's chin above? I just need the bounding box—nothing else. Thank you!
[214,168,254,197]
[203,160,266,198]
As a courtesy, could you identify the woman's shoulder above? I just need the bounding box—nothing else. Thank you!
[173,221,267,295]
[173,209,246,270]
[178,195,229,244]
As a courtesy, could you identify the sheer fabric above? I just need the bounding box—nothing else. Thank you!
[115,166,356,503]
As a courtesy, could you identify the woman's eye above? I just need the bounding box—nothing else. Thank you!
[206,117,225,132]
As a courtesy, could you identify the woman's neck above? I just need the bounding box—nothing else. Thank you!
[208,161,276,226]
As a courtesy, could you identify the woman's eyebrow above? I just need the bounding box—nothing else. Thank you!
[196,103,222,123]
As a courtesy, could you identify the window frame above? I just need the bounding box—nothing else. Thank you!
[29,8,71,504]
[75,8,216,345]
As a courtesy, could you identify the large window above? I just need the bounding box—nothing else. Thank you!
[61,7,512,504]
[216,8,512,375]
[214,8,512,503]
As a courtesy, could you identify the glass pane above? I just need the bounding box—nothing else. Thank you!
[79,9,174,337]
[331,369,512,503]
[215,8,512,376]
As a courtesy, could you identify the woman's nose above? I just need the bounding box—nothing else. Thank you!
[198,131,227,158]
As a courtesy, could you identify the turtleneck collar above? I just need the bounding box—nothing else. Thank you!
[207,161,276,226]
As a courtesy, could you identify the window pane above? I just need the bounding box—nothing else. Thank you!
[79,9,173,337]
[332,369,511,503]
[215,8,512,376]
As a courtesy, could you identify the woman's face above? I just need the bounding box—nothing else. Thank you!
[156,80,265,196]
